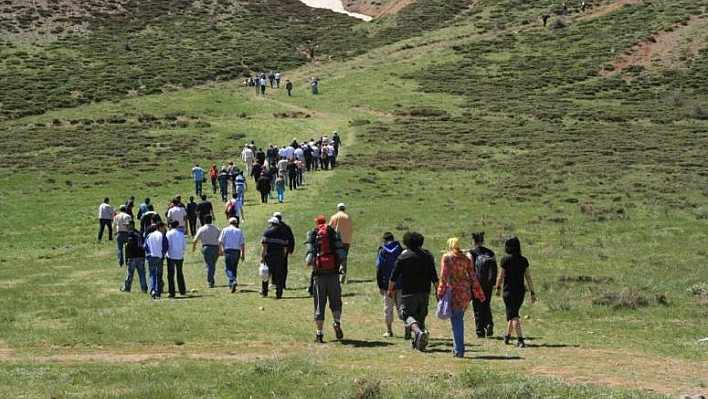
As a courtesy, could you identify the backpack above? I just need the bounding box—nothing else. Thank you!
[314,224,338,271]
[225,201,235,217]
[472,248,498,287]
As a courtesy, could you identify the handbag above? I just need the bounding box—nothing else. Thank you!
[258,262,270,282]
[436,285,452,320]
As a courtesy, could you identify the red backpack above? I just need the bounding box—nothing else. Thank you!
[315,224,337,271]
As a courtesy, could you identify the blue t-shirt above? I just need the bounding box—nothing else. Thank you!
[192,167,204,181]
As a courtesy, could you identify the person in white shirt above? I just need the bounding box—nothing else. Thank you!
[167,202,187,233]
[218,217,246,293]
[145,221,168,298]
[241,146,254,177]
[98,197,115,241]
[166,221,188,297]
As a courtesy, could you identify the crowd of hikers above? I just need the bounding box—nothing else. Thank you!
[97,132,537,355]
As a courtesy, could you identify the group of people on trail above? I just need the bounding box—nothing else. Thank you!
[200,134,341,206]
[376,231,536,355]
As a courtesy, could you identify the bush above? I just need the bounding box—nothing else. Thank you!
[593,289,649,309]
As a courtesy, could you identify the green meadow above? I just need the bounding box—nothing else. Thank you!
[0,0,706,398]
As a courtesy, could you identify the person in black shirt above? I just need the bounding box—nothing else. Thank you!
[186,196,198,237]
[495,236,537,348]
[120,221,147,293]
[195,194,214,227]
[468,231,498,338]
[388,231,439,351]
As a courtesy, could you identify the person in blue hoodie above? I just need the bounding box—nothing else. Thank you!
[376,232,405,338]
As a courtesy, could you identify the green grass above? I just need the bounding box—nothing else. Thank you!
[0,0,707,398]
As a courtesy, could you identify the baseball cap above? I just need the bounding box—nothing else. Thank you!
[273,212,282,218]
[268,216,280,224]
[337,203,346,209]
[314,215,326,224]
[228,217,238,225]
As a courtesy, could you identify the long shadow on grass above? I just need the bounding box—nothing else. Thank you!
[471,355,523,360]
[338,339,395,348]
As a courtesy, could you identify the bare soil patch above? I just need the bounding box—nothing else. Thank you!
[600,16,707,75]
[343,0,416,18]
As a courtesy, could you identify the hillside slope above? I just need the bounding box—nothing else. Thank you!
[0,0,706,398]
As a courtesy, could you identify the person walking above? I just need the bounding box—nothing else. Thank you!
[192,214,220,288]
[97,197,115,242]
[144,221,168,299]
[376,232,404,338]
[259,217,289,298]
[191,163,205,196]
[218,217,245,293]
[120,221,148,293]
[285,79,293,96]
[196,194,214,227]
[329,203,353,283]
[209,164,218,194]
[166,220,187,298]
[438,237,486,358]
[496,236,537,348]
[388,231,439,351]
[467,231,498,338]
[217,167,230,202]
[112,204,132,267]
[186,196,198,237]
[306,215,347,343]
[273,212,295,289]
[256,172,271,204]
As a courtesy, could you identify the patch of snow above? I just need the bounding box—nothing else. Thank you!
[298,0,373,21]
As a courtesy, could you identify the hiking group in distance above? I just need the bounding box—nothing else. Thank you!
[97,125,538,356]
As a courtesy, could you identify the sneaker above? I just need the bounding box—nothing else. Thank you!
[415,330,429,351]
[150,290,157,299]
[503,334,510,345]
[333,322,344,340]
[486,325,494,337]
[230,282,237,293]
[404,326,411,340]
[120,287,129,293]
[314,333,324,343]
[516,338,526,348]
[259,290,268,297]
[382,331,394,338]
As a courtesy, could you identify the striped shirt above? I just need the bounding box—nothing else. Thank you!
[194,224,220,246]
[218,225,245,250]
[261,226,288,252]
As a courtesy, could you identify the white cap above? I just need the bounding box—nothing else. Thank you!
[337,203,346,209]
[228,217,238,225]
[273,212,282,218]
[268,217,280,224]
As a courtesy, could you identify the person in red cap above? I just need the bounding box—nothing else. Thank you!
[306,215,347,343]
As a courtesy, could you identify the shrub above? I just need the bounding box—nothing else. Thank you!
[593,289,649,309]
[551,18,567,29]
[687,283,708,299]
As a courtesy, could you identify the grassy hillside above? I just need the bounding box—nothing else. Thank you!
[0,0,706,398]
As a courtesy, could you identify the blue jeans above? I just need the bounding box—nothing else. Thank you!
[147,257,164,297]
[116,231,128,266]
[194,179,203,195]
[277,187,285,202]
[201,245,219,287]
[451,308,466,357]
[224,249,241,287]
[124,257,147,292]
